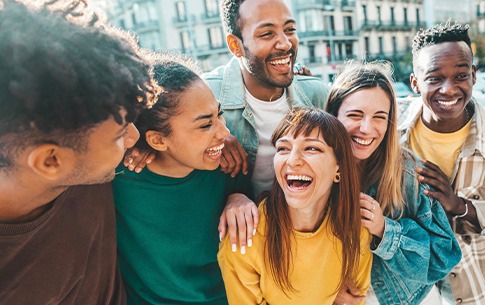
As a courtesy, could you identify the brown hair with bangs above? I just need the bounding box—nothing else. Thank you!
[265,107,362,294]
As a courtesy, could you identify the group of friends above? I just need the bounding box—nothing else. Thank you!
[0,0,484,304]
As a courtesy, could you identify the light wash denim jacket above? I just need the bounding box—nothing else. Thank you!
[202,57,329,169]
[368,151,462,305]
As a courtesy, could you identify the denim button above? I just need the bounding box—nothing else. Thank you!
[456,298,463,303]
[473,195,480,200]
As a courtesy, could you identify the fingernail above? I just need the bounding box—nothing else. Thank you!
[128,165,134,171]
[135,168,141,173]
[147,159,153,164]
[253,229,256,236]
[240,246,246,255]
[231,244,237,252]
[244,170,248,175]
[248,239,252,247]
[219,232,222,241]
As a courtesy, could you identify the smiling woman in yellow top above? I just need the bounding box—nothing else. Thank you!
[218,108,372,304]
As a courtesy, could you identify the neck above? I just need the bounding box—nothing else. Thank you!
[147,156,194,178]
[241,70,285,102]
[421,105,472,133]
[289,203,329,232]
[0,176,67,223]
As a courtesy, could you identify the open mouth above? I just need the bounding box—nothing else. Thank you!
[436,99,459,107]
[286,174,313,190]
[352,137,374,147]
[205,143,224,156]
[269,56,291,67]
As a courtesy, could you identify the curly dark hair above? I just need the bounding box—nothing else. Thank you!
[412,22,472,62]
[0,0,159,169]
[134,53,202,152]
[219,0,245,39]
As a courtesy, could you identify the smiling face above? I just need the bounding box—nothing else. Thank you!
[411,41,476,132]
[336,87,390,162]
[274,128,339,216]
[237,0,298,93]
[152,79,230,178]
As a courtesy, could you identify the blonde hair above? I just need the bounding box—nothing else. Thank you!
[325,60,405,217]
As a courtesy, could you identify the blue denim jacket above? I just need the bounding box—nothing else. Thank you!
[369,151,462,305]
[202,57,329,168]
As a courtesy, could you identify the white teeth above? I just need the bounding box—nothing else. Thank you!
[437,99,458,106]
[270,57,290,65]
[206,143,224,155]
[353,137,373,146]
[287,175,312,181]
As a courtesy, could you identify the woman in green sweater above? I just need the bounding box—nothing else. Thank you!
[112,55,252,305]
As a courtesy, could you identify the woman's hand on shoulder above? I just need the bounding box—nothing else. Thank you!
[360,193,385,238]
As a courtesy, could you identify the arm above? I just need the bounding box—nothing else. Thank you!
[123,148,156,173]
[217,235,266,305]
[370,179,461,283]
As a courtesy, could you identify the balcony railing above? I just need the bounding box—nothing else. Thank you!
[361,20,426,30]
[298,29,359,39]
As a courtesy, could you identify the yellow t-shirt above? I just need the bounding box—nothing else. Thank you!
[409,117,471,178]
[217,203,373,305]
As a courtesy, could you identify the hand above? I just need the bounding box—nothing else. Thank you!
[333,278,365,305]
[218,193,259,254]
[123,147,156,173]
[417,160,464,215]
[293,62,313,76]
[360,193,385,238]
[220,134,249,177]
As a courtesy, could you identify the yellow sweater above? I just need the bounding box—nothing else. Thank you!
[218,203,373,305]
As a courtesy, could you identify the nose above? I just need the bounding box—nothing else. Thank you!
[359,117,372,134]
[439,79,458,95]
[275,32,292,51]
[215,117,230,140]
[287,148,304,167]
[124,123,140,149]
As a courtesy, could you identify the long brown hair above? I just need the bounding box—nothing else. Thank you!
[265,107,362,293]
[325,60,405,217]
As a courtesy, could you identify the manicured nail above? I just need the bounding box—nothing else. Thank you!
[135,168,141,173]
[240,246,246,255]
[248,239,252,247]
[147,158,153,164]
[219,232,222,241]
[253,229,256,236]
[231,244,237,252]
[128,165,134,171]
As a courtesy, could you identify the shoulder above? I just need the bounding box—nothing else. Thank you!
[293,75,327,92]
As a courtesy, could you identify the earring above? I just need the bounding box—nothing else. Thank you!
[334,173,341,183]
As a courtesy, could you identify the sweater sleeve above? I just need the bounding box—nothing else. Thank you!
[217,235,267,305]
[355,229,373,304]
[371,181,462,283]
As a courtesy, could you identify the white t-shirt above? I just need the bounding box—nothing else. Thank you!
[245,88,289,197]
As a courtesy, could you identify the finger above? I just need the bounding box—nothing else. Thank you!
[235,213,247,254]
[423,188,446,202]
[359,198,374,211]
[235,142,249,175]
[251,204,259,237]
[221,149,236,173]
[360,208,374,220]
[359,192,374,202]
[219,155,230,173]
[421,159,445,175]
[418,174,448,194]
[218,213,228,241]
[345,279,361,296]
[225,212,238,253]
[243,210,254,248]
[417,166,447,182]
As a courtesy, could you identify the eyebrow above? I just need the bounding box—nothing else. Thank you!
[346,109,389,115]
[276,137,326,144]
[114,122,129,138]
[256,19,296,30]
[193,103,221,122]
[425,62,470,74]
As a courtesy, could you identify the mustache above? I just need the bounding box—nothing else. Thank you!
[266,50,295,61]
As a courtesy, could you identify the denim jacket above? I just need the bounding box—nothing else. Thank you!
[368,152,462,305]
[202,57,329,169]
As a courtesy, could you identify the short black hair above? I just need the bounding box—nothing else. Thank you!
[134,53,202,152]
[412,22,472,62]
[220,0,245,39]
[0,0,159,169]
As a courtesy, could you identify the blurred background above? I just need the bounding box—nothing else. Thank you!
[92,0,485,103]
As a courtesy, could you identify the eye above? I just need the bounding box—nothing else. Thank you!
[276,145,289,153]
[456,73,469,80]
[285,27,297,34]
[305,146,322,152]
[374,115,388,120]
[426,77,441,84]
[200,121,212,129]
[259,31,274,38]
[218,110,225,116]
[347,113,363,120]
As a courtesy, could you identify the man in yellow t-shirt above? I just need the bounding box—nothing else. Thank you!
[398,23,485,305]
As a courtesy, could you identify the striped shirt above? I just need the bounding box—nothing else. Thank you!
[398,98,485,305]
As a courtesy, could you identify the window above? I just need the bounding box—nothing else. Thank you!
[378,36,384,55]
[377,6,381,25]
[416,8,420,26]
[345,43,353,59]
[180,31,191,51]
[208,27,224,48]
[390,7,395,25]
[403,8,408,25]
[344,16,353,34]
[176,1,186,21]
[364,37,370,53]
[204,0,218,16]
[392,36,397,55]
[362,5,367,24]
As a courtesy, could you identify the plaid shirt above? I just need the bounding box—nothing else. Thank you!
[398,98,485,305]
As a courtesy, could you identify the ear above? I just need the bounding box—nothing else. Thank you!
[472,65,477,86]
[333,166,341,183]
[145,130,168,151]
[410,73,420,95]
[27,144,66,180]
[226,34,243,58]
